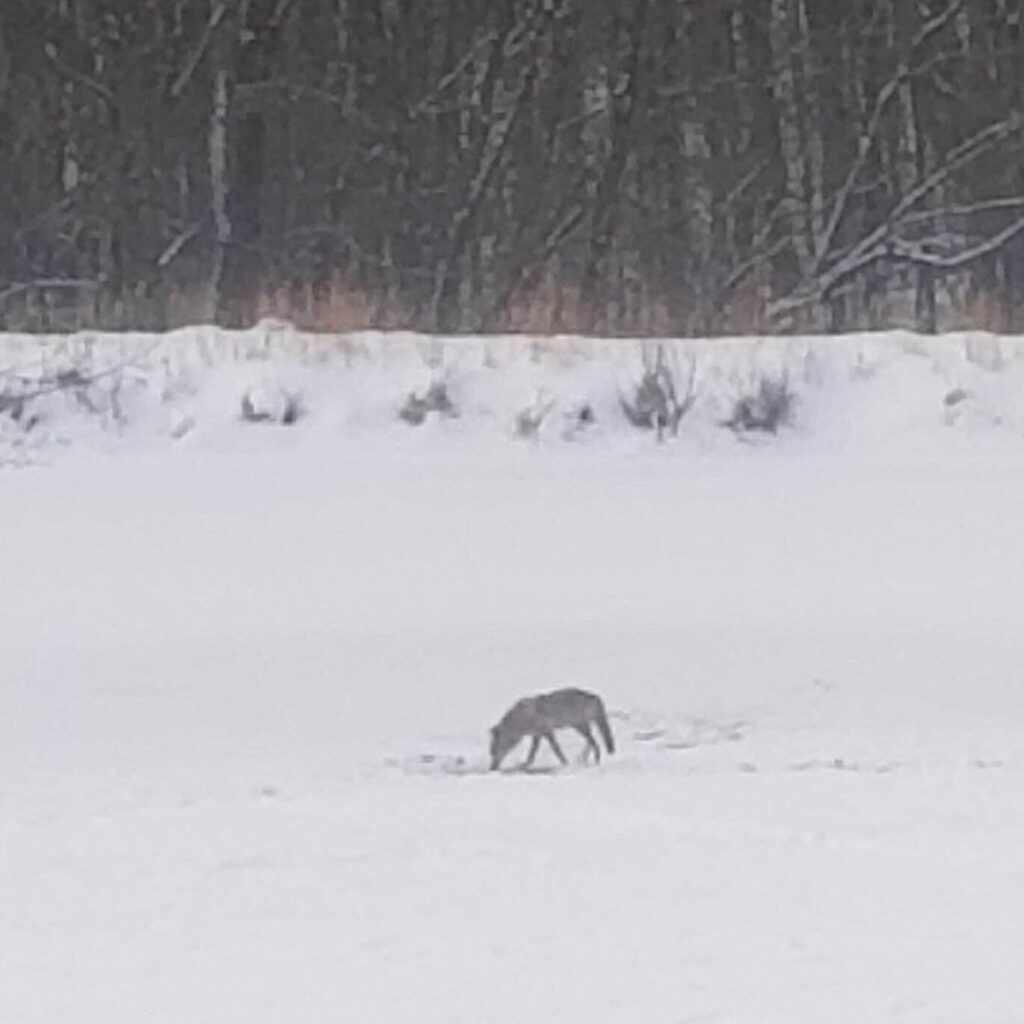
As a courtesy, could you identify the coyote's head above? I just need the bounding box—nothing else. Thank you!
[489,722,519,771]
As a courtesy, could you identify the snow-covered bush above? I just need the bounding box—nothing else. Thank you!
[399,381,457,425]
[561,402,595,441]
[515,392,555,440]
[1,364,127,432]
[240,385,303,425]
[724,376,795,435]
[620,348,696,442]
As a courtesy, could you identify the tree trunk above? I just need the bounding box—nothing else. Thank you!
[207,2,232,324]
[768,0,813,287]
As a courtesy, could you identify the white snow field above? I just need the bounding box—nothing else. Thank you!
[3,329,1024,1023]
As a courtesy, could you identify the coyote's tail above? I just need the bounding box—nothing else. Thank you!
[595,702,615,755]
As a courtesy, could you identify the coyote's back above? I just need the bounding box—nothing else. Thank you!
[489,686,615,770]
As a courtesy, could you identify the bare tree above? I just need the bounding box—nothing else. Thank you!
[4,0,1024,336]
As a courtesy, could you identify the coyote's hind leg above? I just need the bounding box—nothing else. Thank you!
[575,724,601,763]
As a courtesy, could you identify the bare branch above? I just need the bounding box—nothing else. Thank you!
[772,112,1024,318]
[409,30,499,118]
[813,0,964,268]
[890,218,1024,269]
[898,197,1024,226]
[271,0,297,24]
[0,278,100,307]
[889,115,1024,224]
[169,1,229,99]
[156,223,203,268]
[918,0,965,45]
[43,42,115,107]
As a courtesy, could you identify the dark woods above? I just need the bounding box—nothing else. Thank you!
[3,0,1024,335]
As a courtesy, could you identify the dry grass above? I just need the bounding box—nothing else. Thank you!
[717,279,774,336]
[501,278,677,337]
[955,288,1009,333]
[501,279,585,335]
[1,266,1019,339]
[255,281,378,333]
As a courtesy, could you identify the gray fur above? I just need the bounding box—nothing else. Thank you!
[489,687,615,771]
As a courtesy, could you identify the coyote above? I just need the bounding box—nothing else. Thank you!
[489,687,615,771]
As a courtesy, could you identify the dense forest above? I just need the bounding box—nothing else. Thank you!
[3,0,1024,335]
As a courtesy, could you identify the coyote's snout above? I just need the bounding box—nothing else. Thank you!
[489,687,615,771]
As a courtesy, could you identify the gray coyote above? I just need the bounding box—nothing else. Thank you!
[489,687,615,771]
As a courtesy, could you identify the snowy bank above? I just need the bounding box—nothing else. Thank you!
[3,325,1024,460]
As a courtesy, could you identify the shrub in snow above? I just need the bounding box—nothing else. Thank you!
[240,385,303,425]
[620,348,696,442]
[515,393,555,440]
[561,402,596,441]
[62,368,104,415]
[169,413,196,440]
[724,376,795,435]
[399,381,457,425]
[0,384,24,418]
[0,389,40,431]
[1,363,120,432]
[942,386,983,427]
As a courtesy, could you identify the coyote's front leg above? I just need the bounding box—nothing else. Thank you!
[520,734,542,769]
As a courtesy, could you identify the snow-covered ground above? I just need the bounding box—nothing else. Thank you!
[4,325,1024,460]
[3,330,1024,1022]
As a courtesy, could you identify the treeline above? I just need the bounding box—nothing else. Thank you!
[3,0,1024,335]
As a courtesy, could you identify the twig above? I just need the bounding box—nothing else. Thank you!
[890,217,1024,269]
[43,42,116,107]
[169,1,229,99]
[156,223,203,268]
[0,278,100,307]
